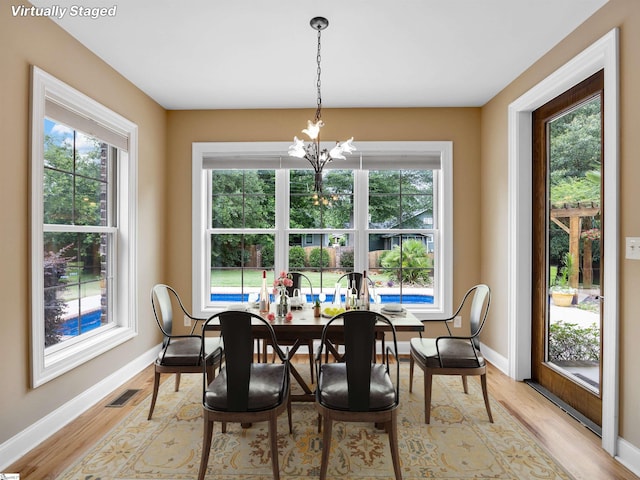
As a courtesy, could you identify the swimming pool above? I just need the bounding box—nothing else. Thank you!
[60,309,103,336]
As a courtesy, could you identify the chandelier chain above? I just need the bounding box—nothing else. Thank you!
[315,27,322,123]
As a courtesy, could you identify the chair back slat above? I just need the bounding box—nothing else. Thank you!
[152,284,175,339]
[344,312,377,411]
[219,311,254,411]
[469,284,491,348]
[287,272,314,299]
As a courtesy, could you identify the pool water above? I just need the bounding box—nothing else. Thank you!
[60,309,103,336]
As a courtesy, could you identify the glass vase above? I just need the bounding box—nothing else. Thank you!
[276,291,290,318]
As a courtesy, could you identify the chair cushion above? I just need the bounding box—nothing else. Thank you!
[318,363,396,411]
[157,337,203,366]
[204,363,287,412]
[410,337,486,368]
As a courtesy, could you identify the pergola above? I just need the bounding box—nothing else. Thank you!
[550,201,600,288]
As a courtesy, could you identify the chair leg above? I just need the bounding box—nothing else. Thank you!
[308,340,314,383]
[481,373,494,423]
[388,411,403,480]
[409,355,414,393]
[287,391,293,434]
[174,372,181,392]
[198,415,214,480]
[147,370,161,420]
[424,371,433,424]
[319,415,333,480]
[461,375,468,394]
[269,412,280,480]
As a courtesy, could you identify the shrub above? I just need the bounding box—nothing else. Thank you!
[380,239,432,285]
[289,246,307,268]
[44,245,74,347]
[339,248,354,268]
[308,247,330,269]
[548,321,600,362]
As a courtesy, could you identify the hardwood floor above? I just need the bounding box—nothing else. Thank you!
[6,359,639,480]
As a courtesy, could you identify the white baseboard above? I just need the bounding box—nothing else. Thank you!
[0,346,158,471]
[480,341,509,375]
[616,437,640,477]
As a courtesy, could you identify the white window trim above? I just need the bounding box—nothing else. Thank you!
[192,141,452,319]
[30,66,138,387]
[507,29,619,454]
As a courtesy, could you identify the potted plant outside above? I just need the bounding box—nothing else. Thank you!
[550,252,577,307]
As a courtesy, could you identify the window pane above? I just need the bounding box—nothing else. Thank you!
[369,233,434,304]
[43,231,109,347]
[44,119,73,171]
[210,234,275,302]
[369,170,433,229]
[287,234,354,298]
[75,177,108,226]
[290,169,353,229]
[211,170,275,228]
[44,120,109,226]
[44,169,73,224]
[74,132,106,180]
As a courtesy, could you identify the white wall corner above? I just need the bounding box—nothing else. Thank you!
[481,341,509,376]
[616,437,640,477]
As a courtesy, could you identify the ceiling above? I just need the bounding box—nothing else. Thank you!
[33,0,608,110]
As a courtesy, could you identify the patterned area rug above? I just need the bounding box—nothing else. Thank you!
[57,363,574,479]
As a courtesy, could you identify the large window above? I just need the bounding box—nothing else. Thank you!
[192,141,452,318]
[30,67,138,387]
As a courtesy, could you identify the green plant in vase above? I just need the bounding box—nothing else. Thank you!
[550,252,577,306]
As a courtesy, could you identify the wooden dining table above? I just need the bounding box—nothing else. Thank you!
[204,304,424,402]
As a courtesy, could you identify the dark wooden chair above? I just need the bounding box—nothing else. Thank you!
[148,284,222,420]
[409,284,493,424]
[198,310,292,480]
[315,310,402,480]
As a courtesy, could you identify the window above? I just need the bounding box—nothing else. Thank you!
[30,67,138,387]
[192,141,452,318]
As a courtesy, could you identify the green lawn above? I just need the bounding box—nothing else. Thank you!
[210,270,385,289]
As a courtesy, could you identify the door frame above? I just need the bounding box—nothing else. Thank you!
[507,29,619,454]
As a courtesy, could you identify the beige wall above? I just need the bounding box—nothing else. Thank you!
[0,11,167,443]
[480,0,640,445]
[166,107,482,343]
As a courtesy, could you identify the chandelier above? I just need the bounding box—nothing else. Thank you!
[288,16,355,194]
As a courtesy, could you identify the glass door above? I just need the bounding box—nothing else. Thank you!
[532,70,603,427]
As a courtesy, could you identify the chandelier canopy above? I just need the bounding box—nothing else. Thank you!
[288,16,355,193]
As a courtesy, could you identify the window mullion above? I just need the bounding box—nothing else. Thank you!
[275,169,289,273]
[354,169,368,273]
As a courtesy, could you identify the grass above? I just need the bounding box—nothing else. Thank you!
[210,270,391,289]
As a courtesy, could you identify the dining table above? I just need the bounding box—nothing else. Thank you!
[204,303,424,402]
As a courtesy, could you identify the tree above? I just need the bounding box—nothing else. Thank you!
[369,170,433,228]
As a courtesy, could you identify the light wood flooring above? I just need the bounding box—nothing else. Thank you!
[6,359,639,480]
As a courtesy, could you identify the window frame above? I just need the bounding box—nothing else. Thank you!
[30,66,138,387]
[192,141,452,319]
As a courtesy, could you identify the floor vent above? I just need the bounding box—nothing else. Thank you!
[106,389,140,408]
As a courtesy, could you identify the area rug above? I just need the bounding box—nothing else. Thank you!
[56,364,574,479]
